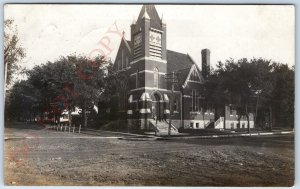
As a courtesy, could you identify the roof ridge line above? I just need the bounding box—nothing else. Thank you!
[187,53,196,65]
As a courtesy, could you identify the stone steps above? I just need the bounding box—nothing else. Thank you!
[149,120,178,134]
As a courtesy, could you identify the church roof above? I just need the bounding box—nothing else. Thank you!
[126,40,133,51]
[167,50,194,73]
[136,5,162,30]
[176,68,191,86]
[166,50,195,85]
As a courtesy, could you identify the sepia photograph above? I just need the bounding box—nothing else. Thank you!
[4,4,295,186]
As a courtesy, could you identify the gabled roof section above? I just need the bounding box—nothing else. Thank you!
[166,50,194,73]
[165,50,204,87]
[125,40,133,52]
[121,37,132,53]
[176,68,191,86]
[116,37,132,56]
[136,5,162,30]
[113,37,132,70]
[182,64,205,88]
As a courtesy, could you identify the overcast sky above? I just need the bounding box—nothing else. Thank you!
[5,4,295,70]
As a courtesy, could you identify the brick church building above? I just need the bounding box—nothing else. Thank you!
[103,5,254,133]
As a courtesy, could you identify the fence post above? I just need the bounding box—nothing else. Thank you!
[79,124,81,134]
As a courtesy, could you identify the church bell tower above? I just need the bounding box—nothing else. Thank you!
[131,5,166,61]
[130,5,167,89]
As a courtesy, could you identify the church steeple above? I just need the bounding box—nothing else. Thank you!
[135,5,162,30]
[142,7,150,20]
[131,4,167,61]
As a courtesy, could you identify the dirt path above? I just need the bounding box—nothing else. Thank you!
[4,124,294,186]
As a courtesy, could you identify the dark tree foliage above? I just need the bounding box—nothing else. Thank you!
[5,80,41,122]
[98,63,129,121]
[6,55,108,129]
[204,58,294,130]
[269,63,294,128]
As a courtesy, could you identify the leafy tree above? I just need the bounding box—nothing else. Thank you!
[26,57,77,123]
[4,19,25,87]
[98,63,128,121]
[70,55,107,129]
[205,58,274,132]
[5,80,41,122]
[7,55,108,129]
[269,63,294,128]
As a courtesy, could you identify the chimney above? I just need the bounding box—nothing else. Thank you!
[201,49,210,79]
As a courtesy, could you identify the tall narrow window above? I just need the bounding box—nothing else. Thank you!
[118,60,121,70]
[230,106,234,115]
[196,91,199,111]
[192,89,198,112]
[126,56,128,68]
[135,70,139,88]
[119,88,127,111]
[174,100,177,111]
[154,67,159,88]
[121,49,124,69]
[123,90,127,110]
[193,90,195,111]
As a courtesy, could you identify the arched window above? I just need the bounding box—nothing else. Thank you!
[123,90,127,110]
[121,49,124,69]
[192,89,198,112]
[119,86,128,111]
[154,67,159,88]
[136,70,139,88]
[126,56,129,68]
[118,59,121,70]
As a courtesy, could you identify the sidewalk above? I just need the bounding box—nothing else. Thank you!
[156,130,294,140]
[83,128,294,140]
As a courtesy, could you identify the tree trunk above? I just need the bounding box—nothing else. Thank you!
[68,107,72,127]
[223,107,226,130]
[57,113,61,127]
[245,104,250,133]
[4,61,8,98]
[202,109,205,128]
[238,115,241,131]
[246,114,250,133]
[269,106,273,131]
[82,105,87,130]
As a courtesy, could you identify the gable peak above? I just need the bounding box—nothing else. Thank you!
[142,7,150,19]
[136,4,162,30]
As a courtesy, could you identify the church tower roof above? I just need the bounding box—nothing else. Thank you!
[136,4,162,30]
[142,8,150,19]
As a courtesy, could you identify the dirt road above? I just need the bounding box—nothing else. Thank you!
[4,122,294,186]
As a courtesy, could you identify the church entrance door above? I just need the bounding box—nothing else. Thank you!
[152,93,161,120]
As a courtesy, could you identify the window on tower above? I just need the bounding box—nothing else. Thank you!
[135,70,139,88]
[154,67,159,88]
[133,33,142,59]
[149,30,162,59]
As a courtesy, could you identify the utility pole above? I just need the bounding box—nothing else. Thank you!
[254,89,262,130]
[165,72,179,136]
